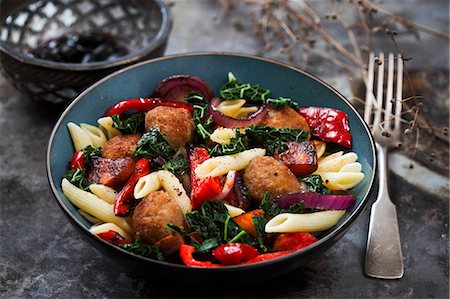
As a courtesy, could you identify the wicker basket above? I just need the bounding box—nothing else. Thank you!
[0,0,171,105]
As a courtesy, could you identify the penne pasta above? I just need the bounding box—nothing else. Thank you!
[265,210,346,233]
[210,128,236,145]
[62,179,132,233]
[67,122,92,151]
[339,162,362,173]
[97,116,122,139]
[313,140,326,159]
[315,152,358,173]
[80,123,108,148]
[195,148,266,178]
[215,99,259,118]
[134,171,162,199]
[89,222,133,242]
[78,209,102,224]
[89,184,117,204]
[224,204,245,218]
[158,170,192,213]
[318,172,365,191]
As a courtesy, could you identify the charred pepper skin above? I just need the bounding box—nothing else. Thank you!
[114,158,151,217]
[298,107,352,148]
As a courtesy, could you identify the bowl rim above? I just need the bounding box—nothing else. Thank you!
[0,0,171,71]
[46,51,377,271]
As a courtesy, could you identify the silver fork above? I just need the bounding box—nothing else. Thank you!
[363,52,404,279]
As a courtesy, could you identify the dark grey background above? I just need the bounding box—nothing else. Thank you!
[1,0,448,298]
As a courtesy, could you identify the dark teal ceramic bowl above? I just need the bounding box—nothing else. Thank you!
[47,52,376,282]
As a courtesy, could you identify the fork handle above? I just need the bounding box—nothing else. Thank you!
[365,143,404,279]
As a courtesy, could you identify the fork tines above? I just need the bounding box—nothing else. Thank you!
[364,52,403,134]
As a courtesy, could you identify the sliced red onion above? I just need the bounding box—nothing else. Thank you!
[233,173,251,210]
[211,171,237,202]
[273,192,354,210]
[209,98,268,128]
[152,75,213,102]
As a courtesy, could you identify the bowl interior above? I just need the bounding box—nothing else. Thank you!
[0,0,166,65]
[48,53,375,261]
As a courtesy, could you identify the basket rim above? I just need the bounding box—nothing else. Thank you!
[0,0,172,71]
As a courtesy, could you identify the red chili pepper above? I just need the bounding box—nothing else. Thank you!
[97,230,130,246]
[70,151,86,170]
[114,158,151,217]
[272,232,318,251]
[212,243,259,266]
[298,107,352,148]
[179,244,222,268]
[189,147,223,209]
[105,98,194,116]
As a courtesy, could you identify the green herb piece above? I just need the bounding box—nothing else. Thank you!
[208,130,249,156]
[302,175,331,195]
[259,192,304,217]
[133,127,174,159]
[112,112,146,134]
[185,201,257,252]
[252,215,271,252]
[219,72,270,104]
[63,168,91,191]
[81,145,101,166]
[267,97,299,109]
[163,155,189,175]
[166,223,190,240]
[245,126,309,155]
[196,238,220,253]
[186,92,214,140]
[120,238,164,261]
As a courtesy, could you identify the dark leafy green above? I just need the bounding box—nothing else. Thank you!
[302,174,331,195]
[208,130,249,156]
[245,126,309,155]
[185,201,257,252]
[112,112,146,134]
[163,155,188,175]
[267,97,299,109]
[63,168,91,191]
[259,192,304,217]
[186,92,213,140]
[219,72,270,104]
[120,238,164,261]
[133,127,174,160]
[252,215,271,252]
[81,145,101,166]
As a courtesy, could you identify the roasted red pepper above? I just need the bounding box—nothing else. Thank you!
[114,158,151,217]
[272,232,318,251]
[70,151,86,170]
[97,230,130,246]
[274,141,318,176]
[179,244,222,268]
[212,243,259,266]
[105,98,194,116]
[242,250,294,264]
[189,147,223,209]
[298,107,352,148]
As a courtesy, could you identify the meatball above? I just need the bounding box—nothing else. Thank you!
[243,156,302,202]
[101,134,141,159]
[132,191,186,244]
[145,106,195,148]
[258,106,310,131]
[88,157,135,189]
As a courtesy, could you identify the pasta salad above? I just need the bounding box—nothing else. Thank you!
[61,73,364,266]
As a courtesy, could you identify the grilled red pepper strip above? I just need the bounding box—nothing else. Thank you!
[105,98,194,116]
[212,243,259,266]
[179,244,222,268]
[70,151,86,170]
[242,250,294,265]
[97,230,130,246]
[189,147,223,209]
[298,107,352,148]
[272,232,318,251]
[114,158,151,217]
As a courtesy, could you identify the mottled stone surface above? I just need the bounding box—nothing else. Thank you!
[0,0,448,298]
